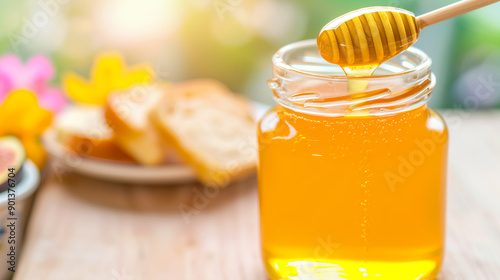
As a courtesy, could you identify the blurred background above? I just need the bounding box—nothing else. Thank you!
[0,0,499,108]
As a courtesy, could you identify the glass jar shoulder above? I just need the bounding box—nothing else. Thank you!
[424,107,449,146]
[258,106,294,143]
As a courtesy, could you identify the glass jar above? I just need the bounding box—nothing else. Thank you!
[258,39,448,280]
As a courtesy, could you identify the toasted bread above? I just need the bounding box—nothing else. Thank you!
[105,84,169,165]
[54,105,134,162]
[151,79,257,187]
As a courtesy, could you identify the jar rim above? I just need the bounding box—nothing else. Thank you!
[269,39,435,116]
[272,39,432,81]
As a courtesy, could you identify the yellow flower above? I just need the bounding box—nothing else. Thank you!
[0,90,52,168]
[63,52,154,105]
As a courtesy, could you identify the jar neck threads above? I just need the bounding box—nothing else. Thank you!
[270,39,434,116]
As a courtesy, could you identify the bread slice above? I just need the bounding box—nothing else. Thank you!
[54,105,134,162]
[105,84,169,165]
[151,79,257,187]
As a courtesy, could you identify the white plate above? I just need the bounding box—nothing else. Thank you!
[43,129,198,184]
[42,101,270,184]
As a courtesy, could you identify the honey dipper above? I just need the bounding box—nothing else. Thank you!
[318,0,500,75]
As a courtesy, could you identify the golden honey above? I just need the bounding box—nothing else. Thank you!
[258,40,447,280]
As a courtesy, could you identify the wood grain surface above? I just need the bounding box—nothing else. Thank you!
[13,111,500,280]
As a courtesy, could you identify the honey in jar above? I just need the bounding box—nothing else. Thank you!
[258,40,447,280]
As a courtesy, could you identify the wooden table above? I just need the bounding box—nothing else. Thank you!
[14,111,500,280]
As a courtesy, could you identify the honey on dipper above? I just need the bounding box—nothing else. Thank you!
[317,7,419,76]
[317,0,500,76]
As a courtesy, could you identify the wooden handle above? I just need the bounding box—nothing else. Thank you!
[417,0,500,29]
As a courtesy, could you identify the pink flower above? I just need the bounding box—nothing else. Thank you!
[0,54,66,113]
